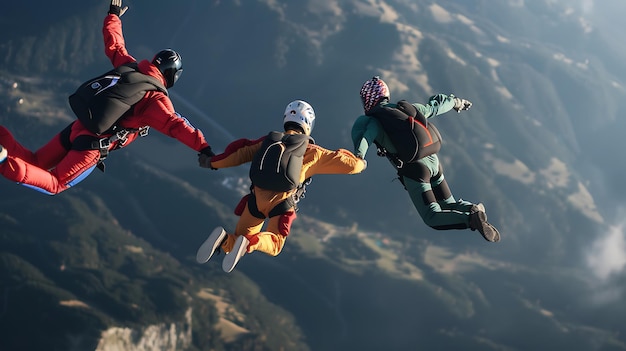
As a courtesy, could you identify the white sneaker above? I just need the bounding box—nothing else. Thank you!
[0,144,7,163]
[222,235,249,273]
[196,227,227,263]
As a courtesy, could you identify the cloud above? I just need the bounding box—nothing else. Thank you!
[567,182,603,223]
[585,216,626,305]
[306,0,343,17]
[586,223,626,281]
[429,3,452,23]
[580,0,594,14]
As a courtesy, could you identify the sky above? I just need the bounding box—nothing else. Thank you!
[3,0,626,348]
[574,0,626,299]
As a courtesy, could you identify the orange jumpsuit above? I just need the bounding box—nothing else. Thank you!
[210,130,366,256]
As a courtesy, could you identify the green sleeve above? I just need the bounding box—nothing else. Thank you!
[351,115,380,159]
[413,93,457,118]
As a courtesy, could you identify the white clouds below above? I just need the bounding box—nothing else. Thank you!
[587,223,626,281]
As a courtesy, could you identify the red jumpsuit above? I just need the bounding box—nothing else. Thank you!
[210,130,366,256]
[0,14,209,194]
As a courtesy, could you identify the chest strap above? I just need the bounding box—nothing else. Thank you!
[375,142,404,169]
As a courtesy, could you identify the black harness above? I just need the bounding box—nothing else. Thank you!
[246,177,312,219]
[60,122,149,172]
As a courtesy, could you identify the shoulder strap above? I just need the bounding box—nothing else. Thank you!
[117,63,168,95]
[396,100,428,126]
[369,100,441,165]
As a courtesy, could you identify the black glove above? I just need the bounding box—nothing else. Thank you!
[200,146,215,157]
[198,146,217,169]
[453,97,472,113]
[109,0,128,17]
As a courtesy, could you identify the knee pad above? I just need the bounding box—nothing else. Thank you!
[278,211,297,236]
[234,194,249,216]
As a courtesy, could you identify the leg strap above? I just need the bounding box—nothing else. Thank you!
[247,192,297,219]
[247,193,267,219]
[268,197,296,218]
[71,135,107,172]
[59,123,73,150]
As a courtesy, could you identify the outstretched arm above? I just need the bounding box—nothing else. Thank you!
[303,145,367,179]
[414,93,472,118]
[351,115,381,159]
[207,137,266,169]
[103,0,136,67]
[136,95,210,152]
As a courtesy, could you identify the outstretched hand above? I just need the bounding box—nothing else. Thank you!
[109,0,128,17]
[453,97,472,113]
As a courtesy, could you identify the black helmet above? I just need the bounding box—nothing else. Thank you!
[152,49,183,88]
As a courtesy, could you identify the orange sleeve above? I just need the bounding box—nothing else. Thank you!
[300,144,366,182]
[210,136,265,169]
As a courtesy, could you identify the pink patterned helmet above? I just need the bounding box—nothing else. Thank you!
[360,76,390,113]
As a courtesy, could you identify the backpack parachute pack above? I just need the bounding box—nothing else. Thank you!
[246,131,314,219]
[249,131,313,191]
[68,63,167,135]
[367,100,442,165]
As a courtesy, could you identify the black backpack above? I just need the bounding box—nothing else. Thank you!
[249,131,312,192]
[367,100,442,164]
[68,63,167,135]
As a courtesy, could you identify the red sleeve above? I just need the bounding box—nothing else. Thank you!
[125,93,209,152]
[102,14,136,67]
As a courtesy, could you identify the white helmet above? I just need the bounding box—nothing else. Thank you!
[283,100,316,135]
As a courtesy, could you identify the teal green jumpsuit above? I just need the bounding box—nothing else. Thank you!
[351,94,475,230]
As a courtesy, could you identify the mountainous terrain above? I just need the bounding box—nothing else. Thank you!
[1,0,626,350]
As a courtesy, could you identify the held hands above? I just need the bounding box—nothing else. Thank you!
[453,97,473,113]
[198,146,217,170]
[109,0,128,17]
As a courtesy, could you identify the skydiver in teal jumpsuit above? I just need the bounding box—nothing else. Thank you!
[351,76,500,242]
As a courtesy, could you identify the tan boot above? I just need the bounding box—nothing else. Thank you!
[469,210,501,242]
